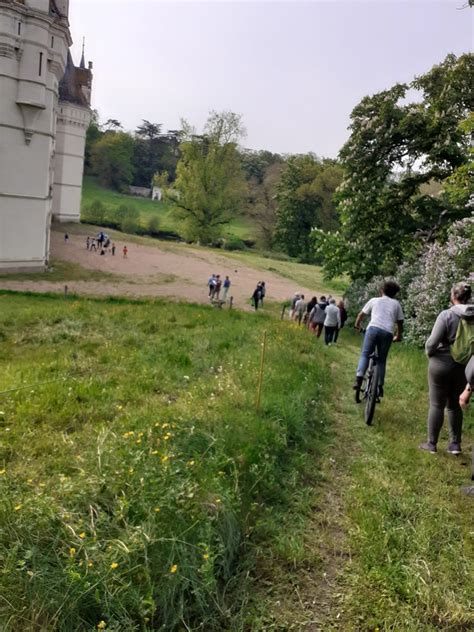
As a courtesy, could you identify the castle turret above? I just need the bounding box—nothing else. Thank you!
[0,0,72,271]
[52,48,92,222]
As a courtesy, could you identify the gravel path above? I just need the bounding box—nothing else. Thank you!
[0,229,320,309]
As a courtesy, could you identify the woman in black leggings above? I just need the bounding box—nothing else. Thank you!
[420,282,474,455]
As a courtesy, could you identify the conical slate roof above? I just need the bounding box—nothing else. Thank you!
[58,51,92,107]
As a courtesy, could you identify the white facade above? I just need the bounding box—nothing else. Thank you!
[52,100,91,222]
[0,0,90,271]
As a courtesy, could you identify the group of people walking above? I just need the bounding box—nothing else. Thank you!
[352,279,473,456]
[252,281,266,310]
[85,234,129,258]
[290,293,348,345]
[207,274,231,302]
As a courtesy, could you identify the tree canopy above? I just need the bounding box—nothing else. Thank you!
[313,53,474,280]
[169,111,247,244]
[274,155,343,261]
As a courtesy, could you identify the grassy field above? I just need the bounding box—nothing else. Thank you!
[1,291,472,630]
[0,292,331,631]
[81,177,256,241]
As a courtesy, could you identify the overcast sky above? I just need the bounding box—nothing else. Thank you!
[69,1,473,157]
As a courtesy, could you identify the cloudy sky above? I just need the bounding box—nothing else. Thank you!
[69,1,472,157]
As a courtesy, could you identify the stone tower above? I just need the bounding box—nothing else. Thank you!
[0,0,92,271]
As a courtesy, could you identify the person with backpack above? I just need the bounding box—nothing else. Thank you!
[420,281,474,455]
[309,296,328,338]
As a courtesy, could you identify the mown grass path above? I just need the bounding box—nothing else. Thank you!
[252,329,474,631]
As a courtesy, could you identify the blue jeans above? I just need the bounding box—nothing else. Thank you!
[356,327,393,386]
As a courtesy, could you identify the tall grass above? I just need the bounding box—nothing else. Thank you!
[0,293,329,630]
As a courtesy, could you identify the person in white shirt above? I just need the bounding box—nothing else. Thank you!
[353,280,404,397]
[324,298,341,345]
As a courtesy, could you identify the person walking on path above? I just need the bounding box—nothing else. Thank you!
[208,274,216,299]
[353,280,404,398]
[90,239,97,252]
[123,245,128,258]
[259,281,266,307]
[305,297,317,326]
[252,283,262,310]
[64,233,69,244]
[294,294,307,325]
[289,293,300,319]
[222,276,231,302]
[309,296,328,338]
[459,355,473,410]
[333,300,348,343]
[419,282,474,455]
[86,236,90,250]
[111,243,116,256]
[324,298,341,345]
[214,275,222,301]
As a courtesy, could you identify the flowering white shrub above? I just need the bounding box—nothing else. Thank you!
[403,217,474,346]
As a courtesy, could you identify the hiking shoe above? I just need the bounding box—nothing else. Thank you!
[419,441,437,454]
[352,376,363,390]
[378,385,384,398]
[446,442,462,455]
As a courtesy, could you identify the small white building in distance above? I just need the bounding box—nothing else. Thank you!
[0,0,92,272]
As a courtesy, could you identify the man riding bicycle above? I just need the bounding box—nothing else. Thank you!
[353,280,404,398]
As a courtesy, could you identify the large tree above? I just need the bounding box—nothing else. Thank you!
[274,155,343,261]
[132,121,182,187]
[168,111,247,244]
[247,162,284,248]
[91,131,135,191]
[313,53,474,280]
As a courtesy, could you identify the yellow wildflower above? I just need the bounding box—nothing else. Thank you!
[14,504,22,511]
[69,547,76,557]
[187,460,195,466]
[162,423,170,429]
[161,455,169,463]
[128,467,134,474]
[164,433,171,441]
[97,621,107,630]
[202,553,209,560]
[79,532,86,539]
[110,562,119,570]
[169,564,178,574]
[88,561,94,567]
[116,404,123,410]
[0,469,5,476]
[154,507,161,513]
[151,450,159,455]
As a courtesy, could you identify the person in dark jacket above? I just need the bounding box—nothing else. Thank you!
[420,282,474,455]
[333,300,348,343]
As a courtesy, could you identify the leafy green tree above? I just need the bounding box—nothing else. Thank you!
[84,109,102,174]
[169,111,247,244]
[275,155,343,261]
[81,199,106,224]
[314,53,474,281]
[132,123,181,187]
[91,132,135,191]
[247,162,284,248]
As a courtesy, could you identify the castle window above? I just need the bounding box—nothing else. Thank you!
[18,22,21,36]
[38,52,43,76]
[51,36,54,48]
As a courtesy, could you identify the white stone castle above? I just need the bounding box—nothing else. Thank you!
[0,0,92,271]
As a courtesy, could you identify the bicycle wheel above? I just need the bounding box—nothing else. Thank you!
[364,362,379,426]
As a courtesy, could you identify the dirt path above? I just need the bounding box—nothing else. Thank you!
[0,228,324,309]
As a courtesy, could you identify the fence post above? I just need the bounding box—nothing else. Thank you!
[229,296,233,310]
[280,304,286,320]
[255,329,267,412]
[64,285,68,297]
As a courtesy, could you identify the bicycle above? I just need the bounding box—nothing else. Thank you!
[354,329,382,426]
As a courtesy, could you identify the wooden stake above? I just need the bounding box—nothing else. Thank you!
[280,304,286,320]
[255,329,267,412]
